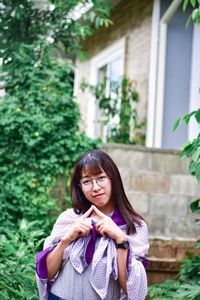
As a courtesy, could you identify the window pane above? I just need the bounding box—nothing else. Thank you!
[109,56,123,90]
[96,56,124,142]
[98,65,107,84]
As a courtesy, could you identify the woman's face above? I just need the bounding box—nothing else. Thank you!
[80,169,114,214]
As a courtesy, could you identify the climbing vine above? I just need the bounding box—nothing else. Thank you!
[81,77,146,145]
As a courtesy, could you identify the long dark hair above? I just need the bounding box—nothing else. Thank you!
[70,149,144,234]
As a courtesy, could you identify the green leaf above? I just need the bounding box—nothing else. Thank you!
[190,198,200,213]
[3,243,16,256]
[196,163,200,182]
[192,8,199,20]
[195,109,200,124]
[192,147,200,162]
[183,0,190,11]
[195,239,200,248]
[185,14,193,27]
[173,118,182,132]
[191,0,197,7]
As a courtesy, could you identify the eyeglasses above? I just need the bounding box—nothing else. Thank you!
[79,175,110,192]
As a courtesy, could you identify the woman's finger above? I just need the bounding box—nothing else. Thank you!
[98,227,107,237]
[78,225,91,236]
[92,206,106,218]
[95,220,104,228]
[81,205,94,219]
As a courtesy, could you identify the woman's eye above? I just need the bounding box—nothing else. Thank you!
[82,180,90,185]
[98,176,106,181]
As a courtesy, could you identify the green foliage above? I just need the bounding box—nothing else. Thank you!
[0,0,113,58]
[81,77,146,145]
[0,0,110,227]
[148,280,181,299]
[0,41,99,228]
[149,278,200,300]
[0,220,44,299]
[175,282,200,300]
[179,255,200,281]
[151,251,200,300]
[0,0,111,298]
[183,0,200,25]
[173,109,200,188]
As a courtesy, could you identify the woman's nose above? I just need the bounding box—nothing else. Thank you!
[92,179,101,191]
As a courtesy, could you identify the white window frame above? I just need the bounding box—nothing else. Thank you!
[146,0,160,147]
[188,23,200,140]
[87,38,126,138]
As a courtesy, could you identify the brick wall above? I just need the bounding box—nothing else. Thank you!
[76,0,153,130]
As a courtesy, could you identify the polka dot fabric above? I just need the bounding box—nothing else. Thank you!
[36,209,149,300]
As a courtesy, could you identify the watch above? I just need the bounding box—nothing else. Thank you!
[115,240,129,249]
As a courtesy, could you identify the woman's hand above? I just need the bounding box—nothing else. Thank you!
[61,205,93,244]
[94,206,125,243]
[47,206,94,280]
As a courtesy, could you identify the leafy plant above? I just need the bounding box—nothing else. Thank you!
[148,280,181,300]
[0,220,44,300]
[183,0,200,25]
[0,41,100,228]
[81,77,146,144]
[0,0,111,226]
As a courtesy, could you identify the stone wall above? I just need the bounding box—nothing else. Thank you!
[103,143,200,240]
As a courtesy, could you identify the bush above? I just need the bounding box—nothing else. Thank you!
[0,41,99,228]
[0,220,44,299]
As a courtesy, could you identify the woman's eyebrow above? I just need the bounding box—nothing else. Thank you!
[81,175,90,179]
[81,172,105,179]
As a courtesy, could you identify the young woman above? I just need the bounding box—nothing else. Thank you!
[36,150,149,300]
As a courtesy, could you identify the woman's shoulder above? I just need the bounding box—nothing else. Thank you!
[135,219,148,232]
[56,208,80,223]
[138,219,148,228]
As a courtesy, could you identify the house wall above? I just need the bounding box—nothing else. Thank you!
[76,0,153,131]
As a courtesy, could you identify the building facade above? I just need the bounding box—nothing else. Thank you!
[75,0,200,149]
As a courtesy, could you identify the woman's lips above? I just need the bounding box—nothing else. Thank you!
[92,193,105,198]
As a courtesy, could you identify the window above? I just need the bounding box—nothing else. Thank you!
[89,38,125,140]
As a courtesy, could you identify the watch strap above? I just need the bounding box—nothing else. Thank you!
[115,239,129,249]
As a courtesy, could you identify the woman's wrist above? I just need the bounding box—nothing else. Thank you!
[115,233,126,244]
[60,236,72,248]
